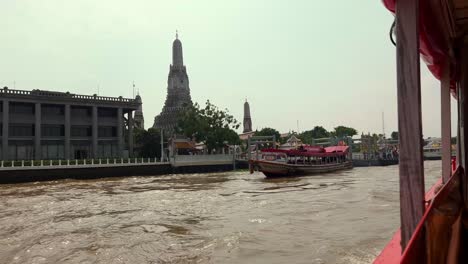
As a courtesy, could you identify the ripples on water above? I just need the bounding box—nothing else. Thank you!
[0,161,442,264]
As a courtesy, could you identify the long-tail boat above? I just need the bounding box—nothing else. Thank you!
[374,0,468,263]
[249,145,352,178]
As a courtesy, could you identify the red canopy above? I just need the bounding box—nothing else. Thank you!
[382,0,455,93]
[324,146,349,153]
[261,146,348,157]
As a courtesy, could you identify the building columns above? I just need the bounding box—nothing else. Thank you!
[117,108,123,154]
[64,104,71,159]
[92,106,98,158]
[34,103,41,160]
[2,100,8,160]
[128,111,134,157]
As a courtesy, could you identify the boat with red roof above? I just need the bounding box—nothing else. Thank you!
[249,145,352,178]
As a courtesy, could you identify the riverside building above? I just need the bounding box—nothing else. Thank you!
[0,87,141,161]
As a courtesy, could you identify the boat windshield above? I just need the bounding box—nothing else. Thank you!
[263,153,287,162]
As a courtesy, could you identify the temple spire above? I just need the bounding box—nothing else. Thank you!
[153,34,192,130]
[243,100,252,133]
[172,31,183,66]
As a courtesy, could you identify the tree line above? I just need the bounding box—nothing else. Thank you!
[135,100,406,156]
[254,126,358,145]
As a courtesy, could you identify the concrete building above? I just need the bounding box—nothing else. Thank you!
[153,32,192,132]
[0,87,141,160]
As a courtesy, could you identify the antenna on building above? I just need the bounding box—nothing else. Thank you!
[132,81,135,98]
[176,30,179,39]
[382,111,386,138]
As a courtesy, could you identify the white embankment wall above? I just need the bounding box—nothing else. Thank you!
[171,154,235,167]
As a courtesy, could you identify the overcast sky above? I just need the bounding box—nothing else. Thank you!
[0,0,458,137]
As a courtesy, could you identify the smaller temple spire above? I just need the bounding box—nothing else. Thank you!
[176,30,179,39]
[172,32,184,66]
[243,100,252,133]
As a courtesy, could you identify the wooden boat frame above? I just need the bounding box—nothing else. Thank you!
[376,0,468,263]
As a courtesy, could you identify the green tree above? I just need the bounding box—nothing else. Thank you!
[255,127,281,140]
[254,127,282,146]
[176,100,240,153]
[298,126,330,144]
[332,126,358,138]
[135,128,162,158]
[391,131,399,140]
[451,137,457,145]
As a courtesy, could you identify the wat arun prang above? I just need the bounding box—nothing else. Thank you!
[153,33,192,131]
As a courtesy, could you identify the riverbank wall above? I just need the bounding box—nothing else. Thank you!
[0,159,250,184]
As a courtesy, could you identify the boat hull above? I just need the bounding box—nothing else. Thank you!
[254,160,353,178]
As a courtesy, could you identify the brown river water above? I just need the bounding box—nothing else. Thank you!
[0,161,442,264]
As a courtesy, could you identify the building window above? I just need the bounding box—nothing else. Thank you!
[9,124,34,137]
[10,103,34,115]
[98,126,117,137]
[9,142,34,160]
[42,125,65,137]
[71,126,92,137]
[71,107,91,117]
[98,142,118,158]
[42,104,64,116]
[98,108,117,118]
[41,142,64,159]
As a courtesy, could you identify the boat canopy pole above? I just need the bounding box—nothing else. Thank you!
[459,43,468,206]
[396,0,425,251]
[441,61,451,183]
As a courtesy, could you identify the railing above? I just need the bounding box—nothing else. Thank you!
[0,157,169,170]
[171,154,235,166]
[0,87,136,104]
[352,152,398,160]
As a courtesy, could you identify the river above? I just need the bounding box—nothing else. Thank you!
[0,161,442,264]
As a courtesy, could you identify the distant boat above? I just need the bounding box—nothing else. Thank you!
[249,145,352,178]
[422,138,456,160]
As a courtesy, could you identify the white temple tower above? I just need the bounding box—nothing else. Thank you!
[134,94,144,129]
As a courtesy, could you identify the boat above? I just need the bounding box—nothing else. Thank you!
[423,138,457,160]
[249,145,352,178]
[351,150,398,167]
[374,1,468,263]
[423,140,442,160]
[351,136,399,167]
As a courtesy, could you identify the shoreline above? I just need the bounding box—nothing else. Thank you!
[0,161,250,184]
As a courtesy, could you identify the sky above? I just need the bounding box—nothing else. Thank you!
[0,0,458,137]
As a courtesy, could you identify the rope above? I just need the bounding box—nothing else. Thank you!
[390,20,396,46]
